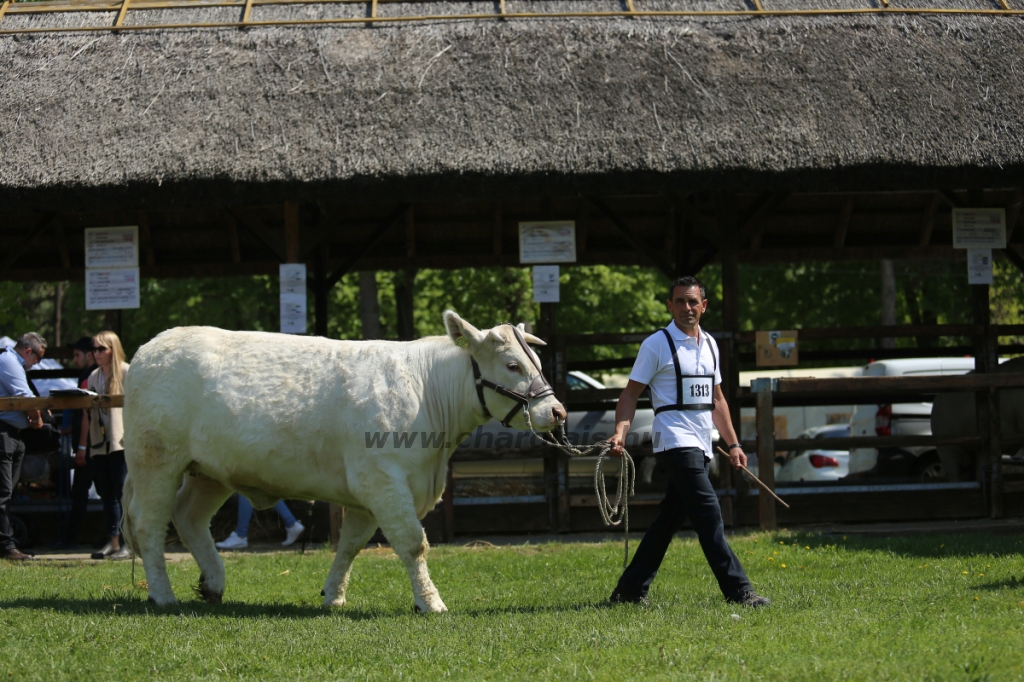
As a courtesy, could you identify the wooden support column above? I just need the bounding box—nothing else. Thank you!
[554,332,570,532]
[314,246,328,337]
[972,284,1002,517]
[395,269,416,340]
[717,193,740,524]
[284,201,301,263]
[753,378,777,531]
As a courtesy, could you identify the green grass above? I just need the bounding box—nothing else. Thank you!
[2,531,1023,680]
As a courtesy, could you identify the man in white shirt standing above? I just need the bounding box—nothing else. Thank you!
[608,276,769,607]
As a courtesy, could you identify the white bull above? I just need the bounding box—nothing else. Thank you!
[121,311,566,612]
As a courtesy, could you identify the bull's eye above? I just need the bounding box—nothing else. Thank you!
[507,362,520,373]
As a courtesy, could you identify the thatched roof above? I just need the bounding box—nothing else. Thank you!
[1,3,1023,209]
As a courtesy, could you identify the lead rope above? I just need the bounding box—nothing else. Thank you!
[521,408,635,569]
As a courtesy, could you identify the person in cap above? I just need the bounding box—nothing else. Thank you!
[607,276,769,608]
[0,332,48,560]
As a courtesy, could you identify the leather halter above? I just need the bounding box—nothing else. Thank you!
[468,325,556,428]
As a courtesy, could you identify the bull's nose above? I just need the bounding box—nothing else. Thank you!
[552,404,567,424]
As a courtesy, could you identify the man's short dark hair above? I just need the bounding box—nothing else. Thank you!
[668,276,706,302]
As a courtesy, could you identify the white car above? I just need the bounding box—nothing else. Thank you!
[775,424,850,483]
[847,357,976,480]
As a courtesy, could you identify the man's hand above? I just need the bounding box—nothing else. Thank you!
[608,433,626,458]
[728,447,748,469]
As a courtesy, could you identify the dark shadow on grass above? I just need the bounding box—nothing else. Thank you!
[973,576,1024,591]
[772,530,1024,560]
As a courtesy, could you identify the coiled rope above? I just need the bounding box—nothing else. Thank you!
[522,410,636,568]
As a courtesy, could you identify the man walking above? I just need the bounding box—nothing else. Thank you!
[1,332,48,561]
[608,277,768,607]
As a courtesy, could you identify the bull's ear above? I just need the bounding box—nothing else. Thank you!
[444,310,484,350]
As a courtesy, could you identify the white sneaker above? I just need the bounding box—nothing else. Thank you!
[216,532,248,550]
[281,521,305,547]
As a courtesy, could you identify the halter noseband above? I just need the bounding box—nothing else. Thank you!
[469,325,556,428]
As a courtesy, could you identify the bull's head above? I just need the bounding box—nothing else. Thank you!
[444,310,567,432]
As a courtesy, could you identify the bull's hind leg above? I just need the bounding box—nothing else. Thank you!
[322,507,378,608]
[172,473,233,604]
[369,490,447,614]
[123,466,181,606]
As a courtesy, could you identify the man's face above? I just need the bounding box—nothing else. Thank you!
[17,346,43,370]
[72,349,93,369]
[667,285,707,333]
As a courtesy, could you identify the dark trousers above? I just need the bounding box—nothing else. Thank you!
[63,462,94,542]
[0,423,27,552]
[615,446,751,600]
[89,450,127,538]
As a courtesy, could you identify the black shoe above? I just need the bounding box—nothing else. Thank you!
[609,590,649,606]
[728,590,771,608]
[2,548,34,561]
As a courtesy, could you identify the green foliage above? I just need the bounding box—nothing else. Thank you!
[0,532,1022,680]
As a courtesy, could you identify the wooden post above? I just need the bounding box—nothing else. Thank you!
[284,201,301,263]
[314,246,328,337]
[395,269,416,340]
[553,331,570,532]
[442,462,455,542]
[718,193,740,524]
[972,284,1003,517]
[752,378,777,530]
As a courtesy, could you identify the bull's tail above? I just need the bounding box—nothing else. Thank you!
[120,474,140,557]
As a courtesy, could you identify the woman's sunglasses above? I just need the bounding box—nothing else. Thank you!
[92,345,109,353]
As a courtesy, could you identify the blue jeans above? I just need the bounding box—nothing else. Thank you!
[235,495,297,538]
[90,450,127,538]
[614,446,752,600]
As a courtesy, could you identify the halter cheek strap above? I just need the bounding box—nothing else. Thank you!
[468,325,556,428]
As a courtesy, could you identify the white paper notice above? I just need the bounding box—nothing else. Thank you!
[967,248,993,285]
[85,226,139,269]
[532,265,560,303]
[280,264,307,334]
[519,222,577,264]
[85,268,141,310]
[953,209,1006,249]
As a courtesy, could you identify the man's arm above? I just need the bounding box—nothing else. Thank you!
[711,384,747,469]
[609,380,647,457]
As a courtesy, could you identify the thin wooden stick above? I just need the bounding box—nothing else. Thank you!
[716,446,790,509]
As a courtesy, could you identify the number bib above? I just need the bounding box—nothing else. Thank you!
[681,376,714,409]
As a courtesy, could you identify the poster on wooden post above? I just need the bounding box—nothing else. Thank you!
[755,330,798,367]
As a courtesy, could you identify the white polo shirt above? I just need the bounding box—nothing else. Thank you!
[628,323,721,458]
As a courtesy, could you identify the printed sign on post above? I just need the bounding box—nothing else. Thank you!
[519,221,576,264]
[532,265,560,303]
[280,264,307,334]
[85,268,141,310]
[967,248,994,285]
[952,209,1006,249]
[755,330,799,367]
[85,226,139,269]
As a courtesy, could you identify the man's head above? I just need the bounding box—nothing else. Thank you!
[13,332,47,370]
[666,276,708,335]
[68,336,95,369]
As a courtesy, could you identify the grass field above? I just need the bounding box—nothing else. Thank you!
[2,530,1023,680]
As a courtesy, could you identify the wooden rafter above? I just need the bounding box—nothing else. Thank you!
[1002,245,1024,278]
[325,203,410,289]
[939,189,964,209]
[833,197,854,249]
[242,0,253,23]
[113,0,130,27]
[0,213,59,278]
[55,223,71,269]
[1005,189,1023,243]
[232,211,288,261]
[665,191,717,244]
[589,197,673,279]
[738,190,792,249]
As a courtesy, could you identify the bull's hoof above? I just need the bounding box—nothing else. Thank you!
[147,595,178,607]
[194,575,223,604]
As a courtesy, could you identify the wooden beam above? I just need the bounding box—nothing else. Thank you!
[113,0,130,27]
[589,197,673,279]
[138,211,156,267]
[284,201,300,262]
[325,203,410,289]
[492,203,502,256]
[405,205,415,258]
[1002,246,1024,279]
[232,211,287,262]
[666,191,717,239]
[226,214,242,264]
[241,0,253,23]
[739,190,792,249]
[939,189,964,209]
[0,1,12,24]
[0,213,59,278]
[833,197,854,249]
[917,193,941,246]
[1005,190,1022,243]
[55,223,71,270]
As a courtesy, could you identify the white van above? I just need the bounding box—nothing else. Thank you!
[847,357,977,480]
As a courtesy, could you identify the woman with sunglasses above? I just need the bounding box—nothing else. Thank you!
[77,331,130,560]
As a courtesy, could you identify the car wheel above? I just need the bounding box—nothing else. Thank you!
[913,453,945,482]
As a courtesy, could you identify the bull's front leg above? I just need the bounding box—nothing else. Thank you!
[322,507,378,608]
[369,490,447,614]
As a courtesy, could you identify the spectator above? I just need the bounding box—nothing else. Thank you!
[216,495,305,549]
[78,331,130,561]
[49,337,98,550]
[0,332,48,561]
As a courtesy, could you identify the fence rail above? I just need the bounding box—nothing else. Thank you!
[1,0,1023,36]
